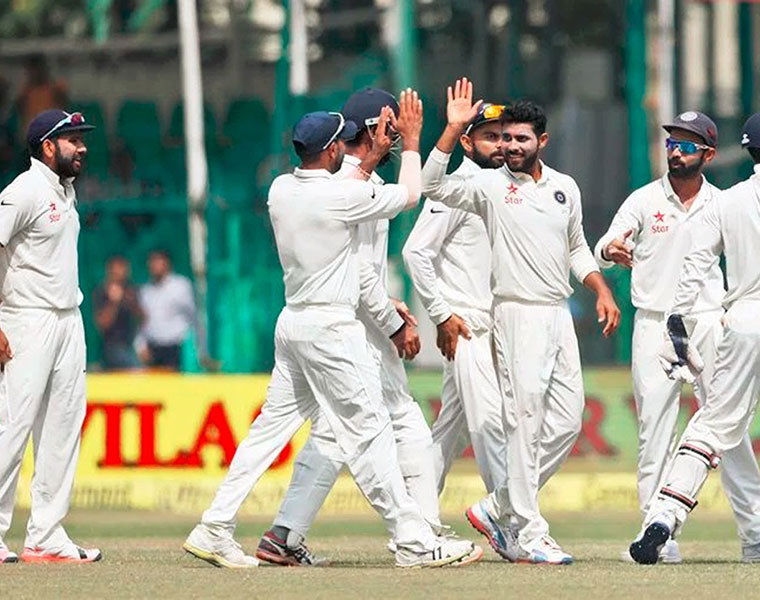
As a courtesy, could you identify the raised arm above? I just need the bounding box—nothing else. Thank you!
[421,78,488,215]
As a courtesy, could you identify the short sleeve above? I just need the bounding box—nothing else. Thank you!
[341,180,407,224]
[0,186,37,247]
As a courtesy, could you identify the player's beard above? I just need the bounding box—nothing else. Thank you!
[329,147,345,174]
[505,146,539,174]
[54,142,84,178]
[668,155,704,179]
[471,146,505,169]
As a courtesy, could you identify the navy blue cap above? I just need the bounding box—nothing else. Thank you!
[663,111,718,147]
[26,109,95,148]
[741,113,760,149]
[465,102,505,135]
[292,111,357,154]
[342,88,399,130]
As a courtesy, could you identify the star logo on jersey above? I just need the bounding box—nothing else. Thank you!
[654,211,665,222]
[49,201,61,223]
[651,211,669,233]
[505,182,521,204]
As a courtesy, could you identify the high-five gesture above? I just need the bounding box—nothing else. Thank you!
[394,88,423,152]
[446,77,482,129]
[433,77,483,154]
[354,105,395,177]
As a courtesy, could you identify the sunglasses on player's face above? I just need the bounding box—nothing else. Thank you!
[665,137,711,155]
[39,112,86,143]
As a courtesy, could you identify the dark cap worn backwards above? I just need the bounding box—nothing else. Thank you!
[662,111,718,147]
[292,111,358,155]
[26,109,95,148]
[342,88,400,131]
[741,113,760,149]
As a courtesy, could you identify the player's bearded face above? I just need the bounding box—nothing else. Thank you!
[53,135,87,178]
[470,123,505,169]
[502,123,541,174]
[667,133,707,179]
[328,140,345,174]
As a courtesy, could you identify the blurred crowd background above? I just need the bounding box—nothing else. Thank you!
[0,0,757,373]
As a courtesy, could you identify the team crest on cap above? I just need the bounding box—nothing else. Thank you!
[742,133,750,146]
[679,111,698,122]
[554,190,566,204]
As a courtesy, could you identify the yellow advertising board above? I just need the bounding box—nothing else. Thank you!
[14,372,736,516]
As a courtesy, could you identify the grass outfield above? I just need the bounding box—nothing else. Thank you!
[1,509,757,599]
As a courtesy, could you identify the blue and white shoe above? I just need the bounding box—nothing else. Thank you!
[465,500,518,561]
[517,535,573,565]
[629,522,671,565]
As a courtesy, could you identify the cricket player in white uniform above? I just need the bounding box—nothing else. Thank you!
[402,103,507,495]
[422,79,620,564]
[596,111,760,563]
[183,109,476,569]
[630,113,760,564]
[256,89,481,567]
[0,109,101,564]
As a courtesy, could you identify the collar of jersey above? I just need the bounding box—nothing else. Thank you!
[30,158,73,192]
[754,164,760,178]
[458,155,481,175]
[342,153,384,185]
[293,167,333,180]
[661,173,710,212]
[504,160,550,186]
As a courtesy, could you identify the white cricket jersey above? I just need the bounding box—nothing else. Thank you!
[268,167,408,310]
[403,156,492,330]
[0,158,82,310]
[421,147,599,304]
[594,174,724,313]
[338,154,403,337]
[672,164,760,314]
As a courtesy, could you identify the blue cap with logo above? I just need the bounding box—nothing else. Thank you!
[342,88,400,130]
[292,111,358,154]
[26,109,95,148]
[741,113,760,149]
[662,111,718,147]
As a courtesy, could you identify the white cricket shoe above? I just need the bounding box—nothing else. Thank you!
[21,543,102,564]
[183,524,258,568]
[465,500,519,561]
[620,538,681,563]
[517,535,573,565]
[0,539,18,564]
[395,539,477,568]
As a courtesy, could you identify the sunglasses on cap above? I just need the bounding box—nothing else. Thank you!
[465,104,506,134]
[665,137,711,155]
[39,112,87,143]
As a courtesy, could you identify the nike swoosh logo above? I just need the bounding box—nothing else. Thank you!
[0,199,12,206]
[371,190,376,199]
[430,208,446,214]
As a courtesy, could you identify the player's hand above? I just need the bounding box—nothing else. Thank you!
[392,298,418,327]
[394,88,423,151]
[446,77,483,130]
[369,106,394,158]
[658,314,704,383]
[436,314,471,361]
[596,291,620,338]
[390,323,421,360]
[603,229,634,268]
[0,327,13,367]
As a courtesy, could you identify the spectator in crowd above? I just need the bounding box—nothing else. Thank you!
[137,249,195,371]
[16,55,68,134]
[93,256,143,370]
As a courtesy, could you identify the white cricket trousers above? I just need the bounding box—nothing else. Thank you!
[430,325,507,494]
[646,301,760,536]
[0,306,86,553]
[272,319,440,537]
[633,308,760,543]
[484,300,584,550]
[201,306,436,552]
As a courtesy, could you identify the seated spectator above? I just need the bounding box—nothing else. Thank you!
[94,256,143,370]
[137,249,195,371]
[16,54,68,135]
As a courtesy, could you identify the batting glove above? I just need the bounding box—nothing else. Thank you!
[658,314,704,384]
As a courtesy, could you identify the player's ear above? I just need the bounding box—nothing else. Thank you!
[459,134,473,154]
[538,132,549,150]
[42,138,56,160]
[703,146,716,165]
